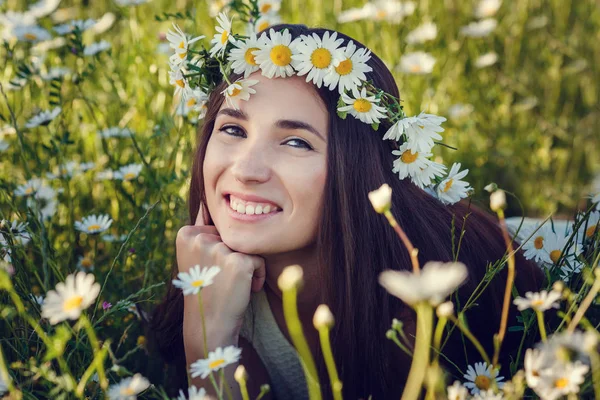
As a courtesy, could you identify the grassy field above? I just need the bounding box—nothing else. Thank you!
[1,0,599,398]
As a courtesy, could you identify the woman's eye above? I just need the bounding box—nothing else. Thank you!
[218,125,313,150]
[219,125,245,137]
[284,138,313,150]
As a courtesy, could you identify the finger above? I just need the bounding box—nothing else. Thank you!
[194,201,209,227]
[250,257,266,293]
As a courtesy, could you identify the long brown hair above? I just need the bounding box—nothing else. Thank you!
[149,24,543,398]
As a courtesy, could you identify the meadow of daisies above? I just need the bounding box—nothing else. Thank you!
[1,0,600,399]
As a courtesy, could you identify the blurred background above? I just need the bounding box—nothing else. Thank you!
[0,0,599,395]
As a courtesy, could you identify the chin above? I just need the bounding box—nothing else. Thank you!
[220,234,273,255]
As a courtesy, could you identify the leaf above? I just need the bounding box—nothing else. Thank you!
[508,325,525,332]
[43,325,72,362]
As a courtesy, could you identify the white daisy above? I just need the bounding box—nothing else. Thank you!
[544,230,582,265]
[323,40,372,95]
[168,67,190,98]
[436,163,471,205]
[41,66,71,81]
[386,112,445,153]
[0,220,31,246]
[74,214,113,235]
[172,265,221,296]
[113,163,143,181]
[524,347,549,389]
[221,78,259,110]
[447,103,474,120]
[521,223,553,264]
[558,258,584,283]
[574,211,599,244]
[102,233,128,242]
[25,107,61,128]
[460,18,498,38]
[41,271,100,324]
[368,184,392,213]
[176,88,209,117]
[189,345,242,379]
[98,127,133,139]
[14,178,44,197]
[54,19,96,35]
[378,261,468,306]
[475,52,498,69]
[209,12,236,57]
[228,31,265,78]
[250,13,282,35]
[17,181,57,220]
[463,362,505,395]
[0,139,9,152]
[391,142,434,182]
[167,23,204,66]
[534,361,589,400]
[95,169,115,180]
[257,0,281,15]
[406,22,437,45]
[177,386,207,400]
[13,25,51,42]
[292,31,345,88]
[398,51,436,74]
[338,86,387,124]
[254,28,299,79]
[475,0,502,19]
[107,373,151,400]
[28,0,62,19]
[115,0,150,6]
[76,255,95,272]
[447,381,468,400]
[370,1,416,23]
[83,40,111,56]
[513,289,561,312]
[472,389,503,400]
[410,160,447,190]
[337,4,377,23]
[30,293,44,306]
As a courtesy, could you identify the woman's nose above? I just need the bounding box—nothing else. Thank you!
[229,141,272,184]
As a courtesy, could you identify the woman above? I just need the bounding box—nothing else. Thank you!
[149,24,543,399]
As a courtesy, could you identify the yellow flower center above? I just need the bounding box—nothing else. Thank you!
[137,336,146,346]
[353,98,372,113]
[176,79,185,88]
[474,375,491,390]
[376,10,387,18]
[442,179,454,193]
[410,64,422,73]
[24,187,34,195]
[550,250,561,264]
[311,48,332,69]
[335,59,353,75]
[220,30,229,45]
[260,4,272,13]
[80,257,93,268]
[531,299,544,307]
[230,86,242,97]
[123,172,137,180]
[554,377,569,389]
[245,47,260,66]
[585,225,598,238]
[178,41,185,49]
[64,295,83,312]
[209,358,226,369]
[87,224,101,232]
[121,387,135,395]
[187,98,197,107]
[401,150,419,164]
[191,280,204,287]
[258,21,270,32]
[534,236,544,249]
[270,44,292,66]
[24,33,38,40]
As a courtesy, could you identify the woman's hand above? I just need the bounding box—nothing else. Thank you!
[177,202,267,397]
[176,202,267,333]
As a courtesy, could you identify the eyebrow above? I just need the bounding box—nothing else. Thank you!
[216,108,325,141]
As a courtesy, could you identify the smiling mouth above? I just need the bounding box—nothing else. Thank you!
[225,195,282,216]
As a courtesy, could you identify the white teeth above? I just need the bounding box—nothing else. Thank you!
[228,195,280,215]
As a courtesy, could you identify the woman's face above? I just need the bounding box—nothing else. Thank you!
[203,73,329,255]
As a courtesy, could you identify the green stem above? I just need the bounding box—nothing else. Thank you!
[536,311,547,342]
[281,286,321,399]
[432,316,447,364]
[198,291,208,358]
[448,314,491,365]
[80,314,108,390]
[401,302,433,400]
[317,326,343,400]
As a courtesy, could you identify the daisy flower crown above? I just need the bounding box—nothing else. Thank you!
[165,1,472,206]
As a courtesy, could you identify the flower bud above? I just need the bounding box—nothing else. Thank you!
[313,304,335,329]
[484,182,498,193]
[368,184,392,214]
[490,189,506,211]
[277,265,304,291]
[436,301,454,318]
[234,365,248,383]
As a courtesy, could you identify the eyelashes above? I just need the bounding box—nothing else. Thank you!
[218,125,314,151]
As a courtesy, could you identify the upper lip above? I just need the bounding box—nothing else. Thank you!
[224,191,281,208]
